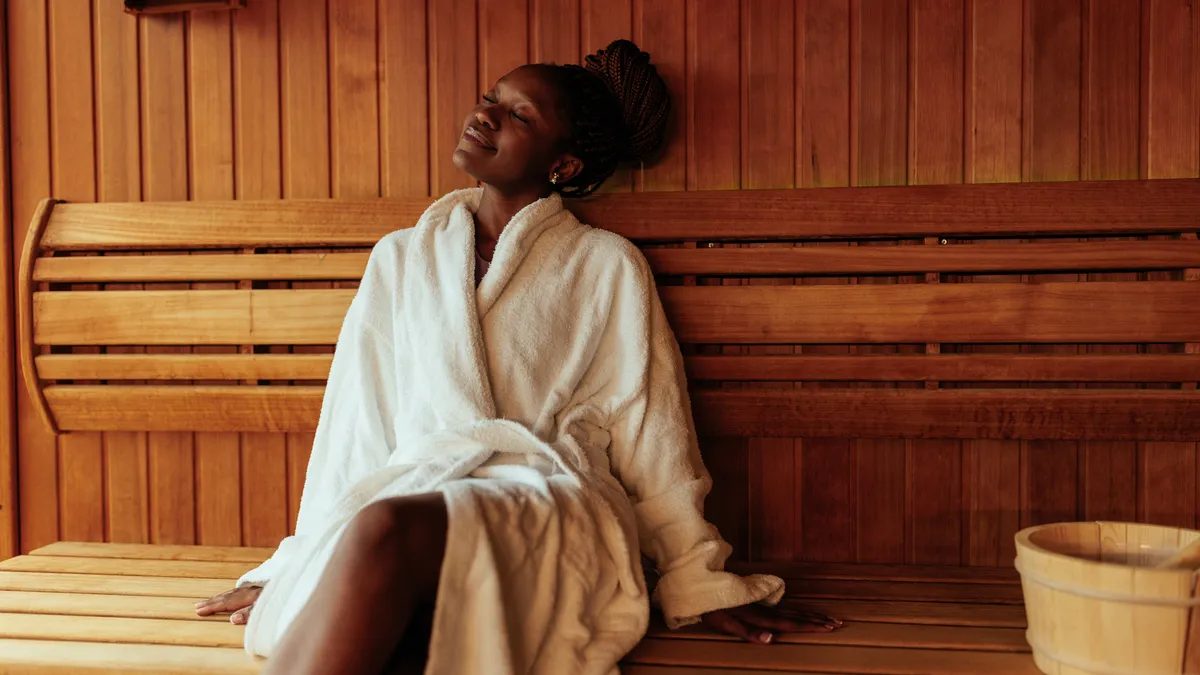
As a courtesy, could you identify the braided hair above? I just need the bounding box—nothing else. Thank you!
[541,40,671,198]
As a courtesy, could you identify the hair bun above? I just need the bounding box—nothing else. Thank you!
[584,39,671,163]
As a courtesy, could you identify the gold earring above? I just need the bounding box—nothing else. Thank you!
[550,172,560,185]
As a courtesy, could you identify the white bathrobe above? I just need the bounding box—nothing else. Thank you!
[237,188,785,674]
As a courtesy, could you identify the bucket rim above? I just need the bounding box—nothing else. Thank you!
[1015,521,1200,574]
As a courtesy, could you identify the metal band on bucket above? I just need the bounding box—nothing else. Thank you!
[1015,556,1200,607]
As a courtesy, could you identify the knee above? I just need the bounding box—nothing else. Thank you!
[345,496,448,563]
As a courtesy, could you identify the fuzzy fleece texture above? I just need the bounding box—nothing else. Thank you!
[236,188,785,674]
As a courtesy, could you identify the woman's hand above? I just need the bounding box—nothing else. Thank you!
[701,603,842,644]
[195,586,263,625]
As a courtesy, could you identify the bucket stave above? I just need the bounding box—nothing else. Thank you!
[1016,522,1200,675]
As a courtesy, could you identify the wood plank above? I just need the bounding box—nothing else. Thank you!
[0,555,252,580]
[48,0,105,547]
[40,239,1200,283]
[634,0,686,192]
[428,0,476,194]
[686,354,1200,383]
[11,0,62,554]
[626,639,1039,674]
[233,0,281,201]
[798,438,854,562]
[0,0,14,560]
[40,352,1200,385]
[854,438,905,563]
[42,385,1200,440]
[733,561,1019,584]
[530,0,579,66]
[379,0,428,198]
[0,590,230,622]
[963,440,1021,566]
[94,0,148,547]
[34,179,1200,251]
[783,598,1027,628]
[328,0,380,198]
[687,0,740,191]
[0,639,259,674]
[29,542,273,563]
[856,0,908,188]
[0,612,242,648]
[39,282,1200,347]
[0,571,231,598]
[661,282,1200,344]
[240,433,288,548]
[643,621,1028,652]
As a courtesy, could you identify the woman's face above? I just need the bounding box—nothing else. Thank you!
[452,65,579,194]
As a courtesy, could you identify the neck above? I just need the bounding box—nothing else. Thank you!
[473,183,552,247]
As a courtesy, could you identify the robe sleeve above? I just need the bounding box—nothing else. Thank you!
[235,237,402,589]
[604,246,785,629]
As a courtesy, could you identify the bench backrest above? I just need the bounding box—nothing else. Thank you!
[20,179,1200,442]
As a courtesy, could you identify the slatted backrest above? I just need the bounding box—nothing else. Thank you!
[19,179,1200,440]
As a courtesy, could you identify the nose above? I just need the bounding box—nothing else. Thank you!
[475,107,498,129]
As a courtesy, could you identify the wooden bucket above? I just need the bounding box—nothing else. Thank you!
[1015,522,1200,675]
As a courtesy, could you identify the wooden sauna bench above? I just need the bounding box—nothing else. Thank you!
[7,178,1200,673]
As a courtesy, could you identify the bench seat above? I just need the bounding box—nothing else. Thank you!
[0,543,1038,674]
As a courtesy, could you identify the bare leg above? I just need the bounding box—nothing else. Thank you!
[263,492,447,675]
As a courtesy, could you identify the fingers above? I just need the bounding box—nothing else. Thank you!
[703,611,775,644]
[231,605,252,625]
[194,587,260,617]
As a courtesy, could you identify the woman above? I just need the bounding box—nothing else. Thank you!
[195,39,841,675]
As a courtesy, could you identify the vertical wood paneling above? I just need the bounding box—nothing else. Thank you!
[379,0,427,198]
[582,0,633,192]
[1079,0,1141,524]
[188,10,241,548]
[281,0,333,533]
[140,13,195,545]
[233,0,288,549]
[330,0,381,198]
[962,0,1023,565]
[687,0,740,191]
[907,0,963,566]
[48,0,104,544]
[94,1,147,544]
[798,0,855,564]
[634,0,686,192]
[11,0,59,553]
[851,0,910,564]
[742,0,795,562]
[429,0,477,194]
[1022,0,1083,528]
[1140,0,1198,529]
[0,0,16,559]
[531,0,579,64]
[480,0,528,92]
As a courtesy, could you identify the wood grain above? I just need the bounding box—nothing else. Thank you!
[94,0,148,546]
[0,639,259,674]
[428,0,476,194]
[329,0,380,199]
[0,0,14,559]
[10,0,61,553]
[379,0,428,198]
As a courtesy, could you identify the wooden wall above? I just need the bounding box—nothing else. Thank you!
[4,0,1199,564]
[0,0,15,560]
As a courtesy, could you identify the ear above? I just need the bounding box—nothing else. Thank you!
[551,155,584,184]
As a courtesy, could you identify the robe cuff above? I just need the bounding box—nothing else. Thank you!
[652,568,786,629]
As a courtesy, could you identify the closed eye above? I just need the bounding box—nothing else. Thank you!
[481,94,498,104]
[511,110,528,123]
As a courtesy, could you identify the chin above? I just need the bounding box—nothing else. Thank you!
[451,147,482,181]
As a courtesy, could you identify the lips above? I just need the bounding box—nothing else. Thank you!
[462,126,496,150]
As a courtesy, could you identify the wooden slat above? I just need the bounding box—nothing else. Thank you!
[780,598,1027,628]
[42,385,1200,440]
[0,556,252,580]
[625,639,1040,674]
[686,354,1200,382]
[690,389,1200,441]
[37,240,1200,284]
[0,0,14,560]
[39,352,1200,384]
[644,621,1028,652]
[0,639,259,674]
[34,251,371,283]
[45,385,325,432]
[661,282,1200,344]
[0,612,242,648]
[34,179,1200,251]
[733,561,1018,585]
[0,590,229,622]
[33,289,355,346]
[29,542,273,563]
[0,572,231,598]
[645,240,1200,276]
[32,282,1200,346]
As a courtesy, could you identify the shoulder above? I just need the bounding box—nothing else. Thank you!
[571,225,652,282]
